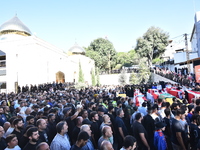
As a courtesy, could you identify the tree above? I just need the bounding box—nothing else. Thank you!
[78,61,84,83]
[138,58,151,83]
[127,49,140,66]
[118,69,127,85]
[86,38,117,73]
[129,58,151,84]
[135,26,169,67]
[116,52,128,66]
[115,50,140,68]
[96,67,100,86]
[129,72,140,85]
[91,69,96,86]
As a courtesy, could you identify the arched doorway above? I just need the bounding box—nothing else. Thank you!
[56,71,65,83]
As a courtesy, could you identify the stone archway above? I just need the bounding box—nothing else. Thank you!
[56,71,65,83]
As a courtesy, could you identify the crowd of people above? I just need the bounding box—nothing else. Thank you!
[0,81,200,150]
[154,67,196,87]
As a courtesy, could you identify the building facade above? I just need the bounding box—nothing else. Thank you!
[0,16,95,93]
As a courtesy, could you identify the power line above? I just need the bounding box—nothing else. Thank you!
[171,33,192,40]
[171,34,183,39]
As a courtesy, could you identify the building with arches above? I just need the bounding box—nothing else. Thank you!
[0,16,95,93]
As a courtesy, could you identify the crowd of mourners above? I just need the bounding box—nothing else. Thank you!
[0,81,200,150]
[154,67,196,86]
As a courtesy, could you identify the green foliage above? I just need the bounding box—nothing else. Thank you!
[96,67,100,86]
[91,69,96,86]
[116,52,128,65]
[138,58,151,83]
[118,69,127,85]
[129,72,140,85]
[129,58,151,84]
[127,49,140,65]
[152,58,164,64]
[135,26,169,67]
[116,50,139,67]
[78,62,84,83]
[114,64,123,70]
[86,38,117,72]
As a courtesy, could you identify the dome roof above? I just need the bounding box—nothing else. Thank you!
[0,16,32,36]
[68,43,85,55]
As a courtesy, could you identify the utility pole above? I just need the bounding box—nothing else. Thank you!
[184,33,190,73]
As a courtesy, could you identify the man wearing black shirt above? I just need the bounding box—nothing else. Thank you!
[171,109,186,150]
[190,114,200,150]
[72,116,83,144]
[107,106,115,126]
[30,105,40,117]
[163,108,173,150]
[87,102,95,119]
[46,113,57,144]
[11,118,24,141]
[36,119,49,144]
[23,127,39,150]
[0,126,7,150]
[63,107,81,143]
[142,106,155,149]
[71,131,89,150]
[90,111,100,149]
[132,113,150,150]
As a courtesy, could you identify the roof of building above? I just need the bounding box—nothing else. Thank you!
[0,16,32,36]
[68,43,85,54]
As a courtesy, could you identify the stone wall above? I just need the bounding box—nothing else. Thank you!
[99,73,131,85]
[99,73,177,85]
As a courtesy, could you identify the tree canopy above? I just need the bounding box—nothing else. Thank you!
[86,38,117,72]
[135,26,169,67]
[116,49,139,68]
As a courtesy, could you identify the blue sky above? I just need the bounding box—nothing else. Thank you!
[0,0,199,52]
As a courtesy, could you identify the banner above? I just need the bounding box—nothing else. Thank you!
[195,65,200,83]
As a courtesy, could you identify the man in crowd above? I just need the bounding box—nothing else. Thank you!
[115,108,128,149]
[171,109,187,150]
[132,113,150,150]
[72,116,83,144]
[50,121,71,150]
[5,134,21,150]
[0,126,7,150]
[11,118,24,141]
[0,106,7,126]
[25,115,35,127]
[90,111,100,149]
[80,124,94,150]
[142,106,155,149]
[46,113,57,143]
[36,119,49,144]
[36,142,50,150]
[120,135,137,150]
[71,131,90,150]
[23,127,40,150]
[100,140,114,150]
[3,106,12,121]
[98,126,113,149]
